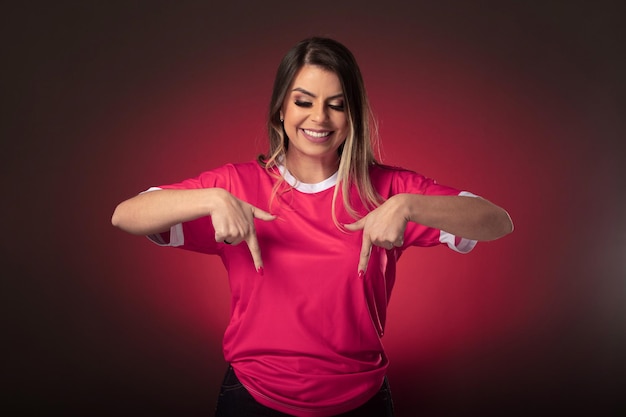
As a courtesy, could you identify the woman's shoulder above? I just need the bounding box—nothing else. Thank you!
[369,162,440,194]
[369,162,463,196]
[369,162,424,179]
[186,159,268,185]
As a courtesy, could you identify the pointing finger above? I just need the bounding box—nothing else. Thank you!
[357,234,372,277]
[245,230,265,276]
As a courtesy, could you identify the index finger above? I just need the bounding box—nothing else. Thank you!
[245,230,264,276]
[357,233,372,278]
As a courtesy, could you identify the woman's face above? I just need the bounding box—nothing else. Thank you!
[281,65,348,173]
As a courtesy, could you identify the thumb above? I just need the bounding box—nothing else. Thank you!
[344,217,366,231]
[252,206,276,222]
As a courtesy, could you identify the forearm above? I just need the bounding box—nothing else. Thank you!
[111,188,220,235]
[403,194,513,241]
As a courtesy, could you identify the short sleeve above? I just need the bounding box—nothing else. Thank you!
[143,165,236,254]
[376,166,479,253]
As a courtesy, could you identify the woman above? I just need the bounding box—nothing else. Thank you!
[112,37,513,417]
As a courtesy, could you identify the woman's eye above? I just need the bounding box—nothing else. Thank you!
[295,101,312,108]
[329,104,345,111]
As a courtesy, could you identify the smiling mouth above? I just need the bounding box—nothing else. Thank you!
[302,129,332,138]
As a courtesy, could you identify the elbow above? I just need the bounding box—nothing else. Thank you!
[470,198,513,241]
[111,204,123,228]
[490,208,514,240]
[111,201,133,231]
[504,210,514,235]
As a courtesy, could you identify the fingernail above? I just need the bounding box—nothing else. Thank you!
[358,270,365,279]
[257,266,264,276]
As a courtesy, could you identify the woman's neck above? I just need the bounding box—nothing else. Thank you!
[284,154,339,184]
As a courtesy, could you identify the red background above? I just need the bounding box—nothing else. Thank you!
[2,1,623,416]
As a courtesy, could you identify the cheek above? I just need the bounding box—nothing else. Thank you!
[335,115,349,133]
[283,117,300,139]
[284,107,305,125]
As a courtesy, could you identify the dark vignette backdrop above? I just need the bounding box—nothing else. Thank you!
[2,1,624,416]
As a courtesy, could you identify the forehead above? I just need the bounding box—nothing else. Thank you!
[290,65,343,94]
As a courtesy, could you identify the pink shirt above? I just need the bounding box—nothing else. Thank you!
[149,161,476,416]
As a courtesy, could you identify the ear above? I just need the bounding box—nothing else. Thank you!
[279,111,284,122]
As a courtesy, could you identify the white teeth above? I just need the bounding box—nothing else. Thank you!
[303,129,331,138]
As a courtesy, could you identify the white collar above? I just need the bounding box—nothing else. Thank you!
[278,165,338,194]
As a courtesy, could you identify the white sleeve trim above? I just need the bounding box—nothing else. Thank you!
[439,191,479,253]
[147,223,185,247]
[440,231,477,253]
[142,186,163,193]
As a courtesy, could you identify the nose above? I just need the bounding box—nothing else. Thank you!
[311,104,329,124]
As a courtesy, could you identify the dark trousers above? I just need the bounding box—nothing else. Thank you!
[215,366,395,417]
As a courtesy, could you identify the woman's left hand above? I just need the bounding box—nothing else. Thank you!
[344,194,410,275]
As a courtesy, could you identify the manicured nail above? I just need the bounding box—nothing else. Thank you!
[358,270,365,279]
[257,266,264,276]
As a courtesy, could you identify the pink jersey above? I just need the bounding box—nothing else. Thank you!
[148,161,476,416]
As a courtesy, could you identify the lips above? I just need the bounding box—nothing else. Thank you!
[301,128,333,143]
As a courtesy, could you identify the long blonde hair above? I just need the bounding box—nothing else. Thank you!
[258,37,382,225]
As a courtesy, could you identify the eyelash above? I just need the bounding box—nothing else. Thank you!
[294,101,345,112]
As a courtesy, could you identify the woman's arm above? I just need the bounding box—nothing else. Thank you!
[345,193,513,274]
[111,188,275,272]
[402,194,513,241]
[111,188,220,236]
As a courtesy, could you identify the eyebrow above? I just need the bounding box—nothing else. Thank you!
[292,87,344,100]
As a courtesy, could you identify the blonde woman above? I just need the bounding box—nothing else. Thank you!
[112,37,513,417]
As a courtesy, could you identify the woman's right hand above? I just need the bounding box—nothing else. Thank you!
[209,189,276,273]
